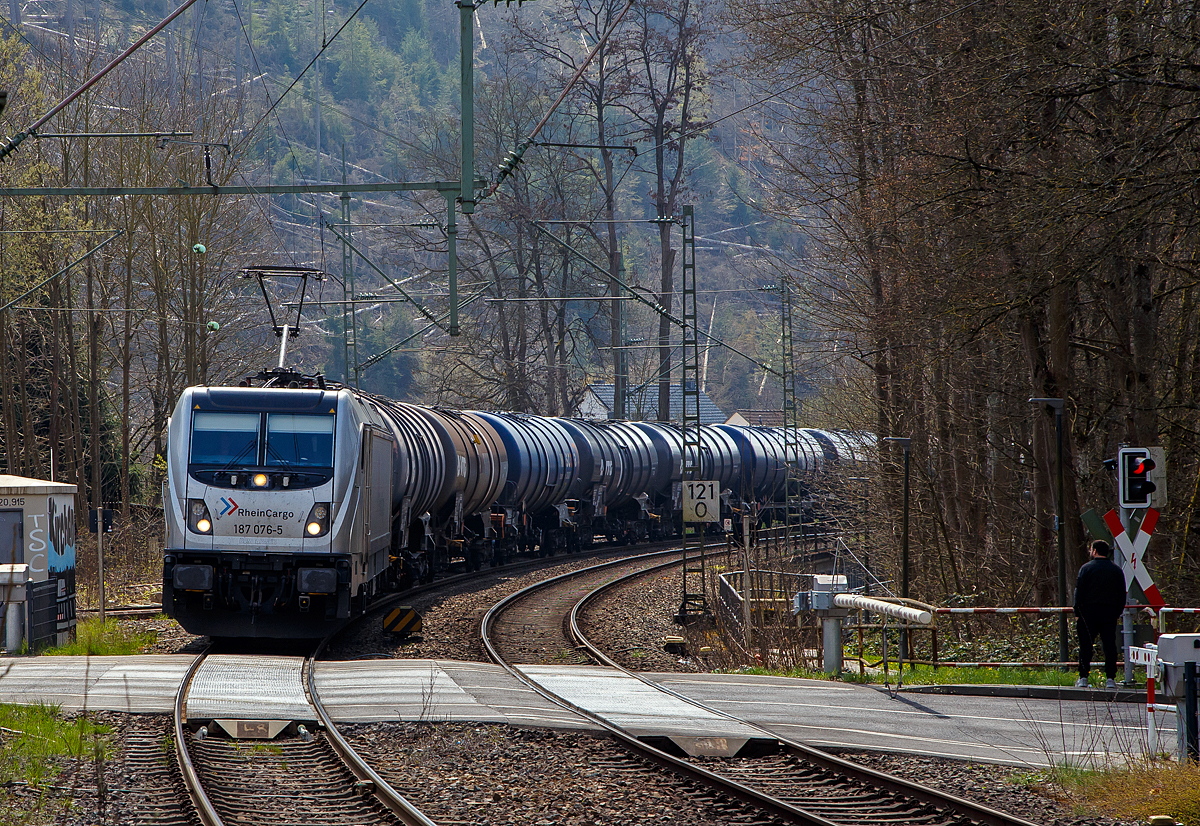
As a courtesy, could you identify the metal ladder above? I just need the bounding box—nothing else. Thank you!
[676,205,709,623]
[780,281,802,557]
[341,158,360,388]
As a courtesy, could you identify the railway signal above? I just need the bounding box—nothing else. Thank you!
[1119,447,1156,509]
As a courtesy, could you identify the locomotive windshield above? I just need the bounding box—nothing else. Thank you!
[190,412,260,466]
[189,411,335,468]
[265,414,335,468]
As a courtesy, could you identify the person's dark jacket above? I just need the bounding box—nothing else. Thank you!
[1073,557,1126,616]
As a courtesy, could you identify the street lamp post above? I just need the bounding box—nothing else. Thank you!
[884,437,911,663]
[1030,397,1069,665]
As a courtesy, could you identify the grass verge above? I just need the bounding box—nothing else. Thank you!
[0,703,113,825]
[729,657,1152,691]
[733,661,1145,687]
[1038,760,1200,825]
[42,617,157,656]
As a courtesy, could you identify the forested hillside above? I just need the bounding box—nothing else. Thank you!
[0,0,814,485]
[729,0,1200,606]
[2,0,1199,610]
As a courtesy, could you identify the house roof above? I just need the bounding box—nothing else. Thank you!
[727,410,786,427]
[0,474,78,495]
[584,383,726,424]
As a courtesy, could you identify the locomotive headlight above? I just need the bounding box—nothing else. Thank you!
[252,472,270,488]
[305,502,331,538]
[187,499,214,534]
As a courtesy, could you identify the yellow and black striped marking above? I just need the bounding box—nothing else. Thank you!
[383,606,422,637]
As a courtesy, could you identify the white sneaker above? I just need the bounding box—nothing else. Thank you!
[1074,677,1089,688]
[1106,678,1117,690]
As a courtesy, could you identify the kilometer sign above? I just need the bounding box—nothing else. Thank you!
[683,480,720,523]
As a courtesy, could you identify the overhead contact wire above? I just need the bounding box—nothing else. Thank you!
[481,0,635,202]
[0,0,208,158]
[241,0,373,155]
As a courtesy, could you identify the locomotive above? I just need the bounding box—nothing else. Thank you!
[162,370,870,638]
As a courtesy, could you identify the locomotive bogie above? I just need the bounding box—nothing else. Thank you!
[164,550,354,638]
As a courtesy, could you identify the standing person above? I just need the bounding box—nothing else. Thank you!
[1073,539,1127,689]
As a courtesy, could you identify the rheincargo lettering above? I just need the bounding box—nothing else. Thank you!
[237,509,296,520]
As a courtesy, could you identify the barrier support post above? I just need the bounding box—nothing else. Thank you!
[1147,668,1157,755]
[821,615,843,675]
[1187,661,1198,762]
[857,612,864,677]
[1123,606,1135,685]
[882,619,889,687]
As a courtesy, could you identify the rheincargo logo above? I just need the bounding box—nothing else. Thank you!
[236,509,296,520]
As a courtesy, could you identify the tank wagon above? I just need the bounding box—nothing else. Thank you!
[163,371,871,638]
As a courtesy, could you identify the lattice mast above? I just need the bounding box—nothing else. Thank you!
[780,281,802,556]
[341,155,360,388]
[676,205,709,622]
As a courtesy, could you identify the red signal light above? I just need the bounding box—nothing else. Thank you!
[1119,448,1156,508]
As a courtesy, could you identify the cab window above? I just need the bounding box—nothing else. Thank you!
[265,414,335,468]
[190,412,260,466]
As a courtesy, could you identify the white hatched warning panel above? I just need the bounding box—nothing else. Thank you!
[517,664,764,754]
[0,655,193,713]
[314,659,590,729]
[186,655,314,722]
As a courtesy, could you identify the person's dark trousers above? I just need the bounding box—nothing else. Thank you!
[1076,611,1120,679]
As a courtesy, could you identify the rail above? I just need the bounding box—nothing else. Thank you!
[170,543,678,826]
[173,648,224,826]
[304,541,708,825]
[566,559,1040,826]
[309,632,438,826]
[480,548,832,825]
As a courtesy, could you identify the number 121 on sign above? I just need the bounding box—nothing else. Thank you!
[683,480,720,523]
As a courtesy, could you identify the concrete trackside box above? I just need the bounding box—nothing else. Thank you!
[0,475,78,651]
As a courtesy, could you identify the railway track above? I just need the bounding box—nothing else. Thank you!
[355,535,703,629]
[171,648,437,825]
[118,538,698,826]
[159,542,667,826]
[482,555,1042,826]
[479,546,691,665]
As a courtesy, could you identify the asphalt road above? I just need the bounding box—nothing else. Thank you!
[0,655,1152,767]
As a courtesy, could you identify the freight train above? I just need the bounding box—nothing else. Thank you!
[162,369,871,638]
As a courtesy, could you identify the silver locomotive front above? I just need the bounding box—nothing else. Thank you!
[162,385,384,638]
